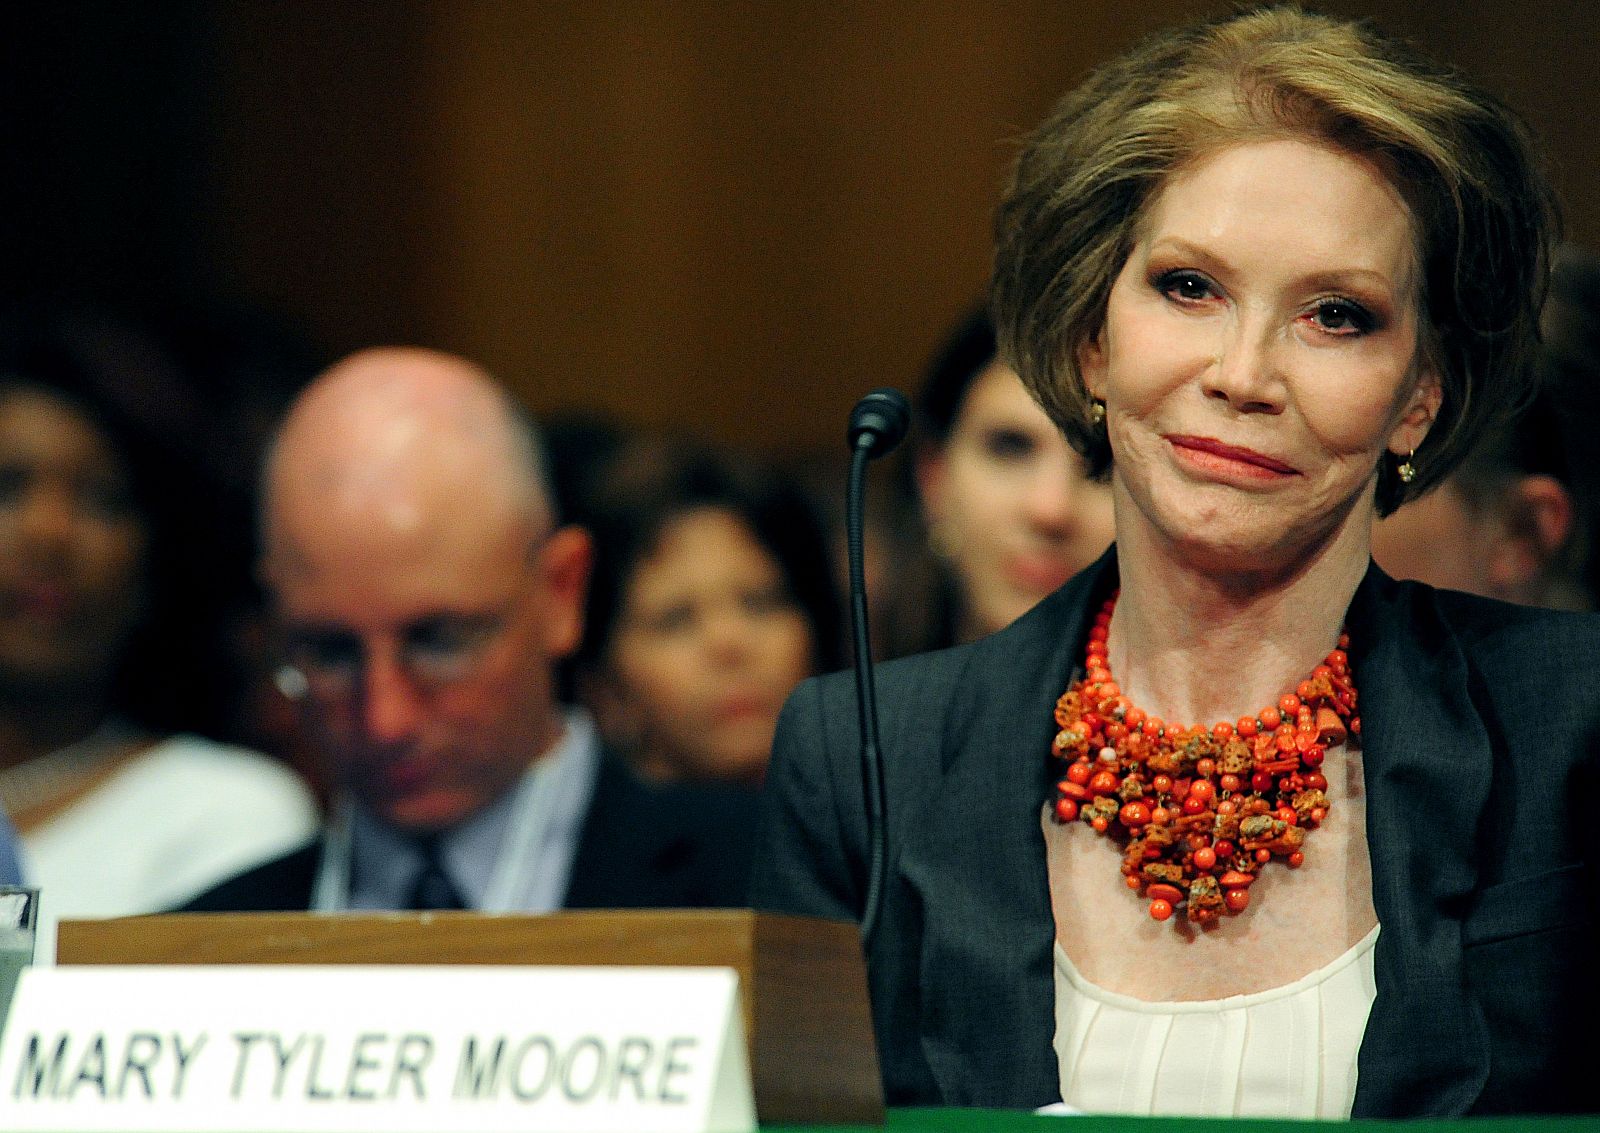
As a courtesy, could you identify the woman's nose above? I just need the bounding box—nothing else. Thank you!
[703,605,757,661]
[16,484,77,550]
[1205,314,1286,413]
[1022,456,1082,536]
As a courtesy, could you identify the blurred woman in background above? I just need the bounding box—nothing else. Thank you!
[0,312,317,928]
[894,309,1114,653]
[575,441,840,788]
[1371,245,1598,610]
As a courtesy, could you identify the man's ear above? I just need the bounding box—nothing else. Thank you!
[1388,366,1443,457]
[536,525,592,659]
[1487,474,1573,597]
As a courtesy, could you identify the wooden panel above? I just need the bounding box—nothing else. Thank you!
[58,909,882,1125]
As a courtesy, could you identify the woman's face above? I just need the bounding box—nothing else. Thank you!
[0,390,147,691]
[919,363,1114,638]
[1080,138,1439,576]
[603,507,814,785]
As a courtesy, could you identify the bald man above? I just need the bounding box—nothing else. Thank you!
[186,348,754,913]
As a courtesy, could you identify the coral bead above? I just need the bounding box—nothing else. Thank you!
[1251,771,1274,793]
[1237,716,1259,738]
[1255,848,1271,863]
[1302,746,1325,767]
[1152,775,1173,794]
[1259,707,1282,730]
[1151,807,1170,825]
[1193,847,1217,871]
[1214,840,1236,859]
[1279,694,1301,715]
[1189,779,1216,803]
[1216,799,1237,815]
[1119,801,1152,828]
[1225,888,1251,913]
[1089,770,1119,795]
[1212,722,1234,741]
[1306,772,1328,792]
[1125,875,1142,890]
[1288,851,1306,868]
[1055,798,1079,822]
[1092,816,1110,833]
[1181,796,1206,815]
[1149,899,1174,921]
[1220,774,1242,793]
[1067,761,1092,785]
[1196,758,1216,778]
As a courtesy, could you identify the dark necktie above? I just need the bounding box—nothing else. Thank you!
[406,833,468,911]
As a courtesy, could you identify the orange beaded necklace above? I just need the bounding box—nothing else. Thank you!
[1051,592,1359,924]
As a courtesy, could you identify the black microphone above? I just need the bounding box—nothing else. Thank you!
[844,387,910,946]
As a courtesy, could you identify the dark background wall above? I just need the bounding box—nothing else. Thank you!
[6,2,1596,454]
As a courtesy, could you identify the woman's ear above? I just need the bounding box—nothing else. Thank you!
[1077,333,1109,403]
[915,444,949,524]
[1388,366,1443,457]
[579,666,641,753]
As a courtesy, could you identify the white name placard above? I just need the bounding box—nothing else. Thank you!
[0,965,754,1133]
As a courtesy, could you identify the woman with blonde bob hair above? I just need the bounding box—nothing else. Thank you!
[755,6,1594,1119]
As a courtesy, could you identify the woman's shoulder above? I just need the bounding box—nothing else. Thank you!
[111,735,320,828]
[1397,580,1600,669]
[1368,577,1600,728]
[807,582,1089,715]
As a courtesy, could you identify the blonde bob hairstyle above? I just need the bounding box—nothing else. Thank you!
[991,5,1559,516]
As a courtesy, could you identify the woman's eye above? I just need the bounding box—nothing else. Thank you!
[641,604,695,634]
[982,428,1035,461]
[1155,270,1216,304]
[0,466,26,506]
[1307,299,1375,336]
[741,586,792,617]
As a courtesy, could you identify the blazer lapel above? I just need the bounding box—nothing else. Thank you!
[898,552,1116,1106]
[1346,568,1492,1116]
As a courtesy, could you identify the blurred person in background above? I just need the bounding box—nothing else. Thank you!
[1371,244,1598,609]
[1370,390,1588,608]
[0,311,318,933]
[887,308,1115,654]
[0,811,20,885]
[1544,246,1600,605]
[575,441,840,788]
[188,349,755,913]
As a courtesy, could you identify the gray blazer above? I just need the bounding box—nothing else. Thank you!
[752,549,1600,1116]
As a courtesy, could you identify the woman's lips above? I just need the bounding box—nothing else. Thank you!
[713,691,774,724]
[1166,435,1299,481]
[1005,555,1076,594]
[6,580,78,622]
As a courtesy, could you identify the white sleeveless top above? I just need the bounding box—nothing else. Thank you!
[1053,926,1379,1118]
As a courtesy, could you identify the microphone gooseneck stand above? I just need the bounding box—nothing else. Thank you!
[844,388,910,947]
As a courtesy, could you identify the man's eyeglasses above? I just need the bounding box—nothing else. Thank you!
[276,612,514,701]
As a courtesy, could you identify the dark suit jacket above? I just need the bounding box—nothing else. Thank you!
[752,550,1600,1116]
[185,750,757,912]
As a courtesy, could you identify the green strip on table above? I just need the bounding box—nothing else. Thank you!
[765,1109,1600,1133]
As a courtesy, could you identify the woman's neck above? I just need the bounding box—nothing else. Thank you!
[1107,507,1371,728]
[0,689,114,772]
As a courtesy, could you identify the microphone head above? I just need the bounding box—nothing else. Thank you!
[847,388,911,457]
